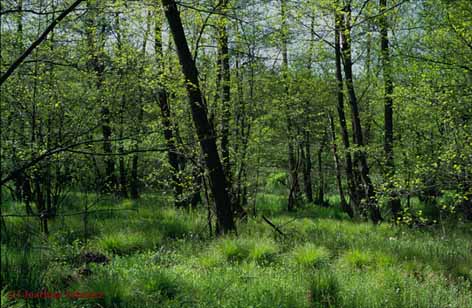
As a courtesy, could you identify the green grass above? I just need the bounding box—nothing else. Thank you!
[292,243,331,268]
[1,193,471,307]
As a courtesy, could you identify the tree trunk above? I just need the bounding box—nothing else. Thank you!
[130,10,152,200]
[281,0,300,211]
[115,4,128,199]
[340,2,382,223]
[162,0,235,233]
[301,132,314,203]
[86,0,115,193]
[233,55,251,210]
[190,167,203,208]
[118,126,128,198]
[315,133,327,206]
[130,97,143,199]
[155,11,186,208]
[217,1,232,182]
[334,2,359,216]
[380,0,401,220]
[130,100,142,199]
[329,113,353,217]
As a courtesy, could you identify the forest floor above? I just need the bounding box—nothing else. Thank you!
[1,193,471,308]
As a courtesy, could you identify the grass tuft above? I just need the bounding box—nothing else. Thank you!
[292,243,330,268]
[309,270,340,308]
[95,231,157,255]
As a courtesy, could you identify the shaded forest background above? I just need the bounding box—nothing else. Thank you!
[1,0,471,230]
[1,1,472,307]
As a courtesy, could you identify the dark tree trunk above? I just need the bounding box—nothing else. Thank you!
[86,0,115,193]
[329,113,353,217]
[155,13,186,208]
[118,147,127,198]
[233,55,250,211]
[315,133,327,206]
[14,172,23,202]
[287,140,301,211]
[334,2,359,216]
[340,2,382,223]
[190,167,203,208]
[12,2,25,203]
[115,9,128,199]
[22,175,33,215]
[158,89,185,208]
[301,132,314,203]
[130,102,141,199]
[281,0,300,211]
[162,0,235,233]
[130,11,152,200]
[380,0,401,220]
[217,1,231,182]
[101,105,116,192]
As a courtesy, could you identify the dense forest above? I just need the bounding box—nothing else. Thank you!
[1,0,471,307]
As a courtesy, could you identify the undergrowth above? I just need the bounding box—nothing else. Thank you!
[1,193,471,307]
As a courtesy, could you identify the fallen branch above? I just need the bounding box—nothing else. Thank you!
[262,215,285,237]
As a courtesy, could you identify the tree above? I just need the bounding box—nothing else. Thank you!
[161,0,235,234]
[334,0,358,216]
[280,0,301,211]
[340,0,382,223]
[379,0,401,220]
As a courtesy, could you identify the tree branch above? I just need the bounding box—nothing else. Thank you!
[0,0,84,86]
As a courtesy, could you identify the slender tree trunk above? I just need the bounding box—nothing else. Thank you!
[118,98,128,198]
[29,21,48,233]
[102,108,115,192]
[234,55,251,210]
[12,0,25,203]
[315,132,328,206]
[130,10,152,200]
[130,102,143,199]
[155,10,186,208]
[114,5,128,199]
[218,1,231,182]
[190,167,203,208]
[380,0,401,220]
[300,11,314,204]
[216,1,245,218]
[281,0,300,211]
[86,0,115,193]
[100,5,115,193]
[162,0,235,233]
[334,1,359,216]
[45,16,54,217]
[340,1,382,223]
[301,132,314,203]
[130,105,141,200]
[329,113,353,217]
[364,25,374,145]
